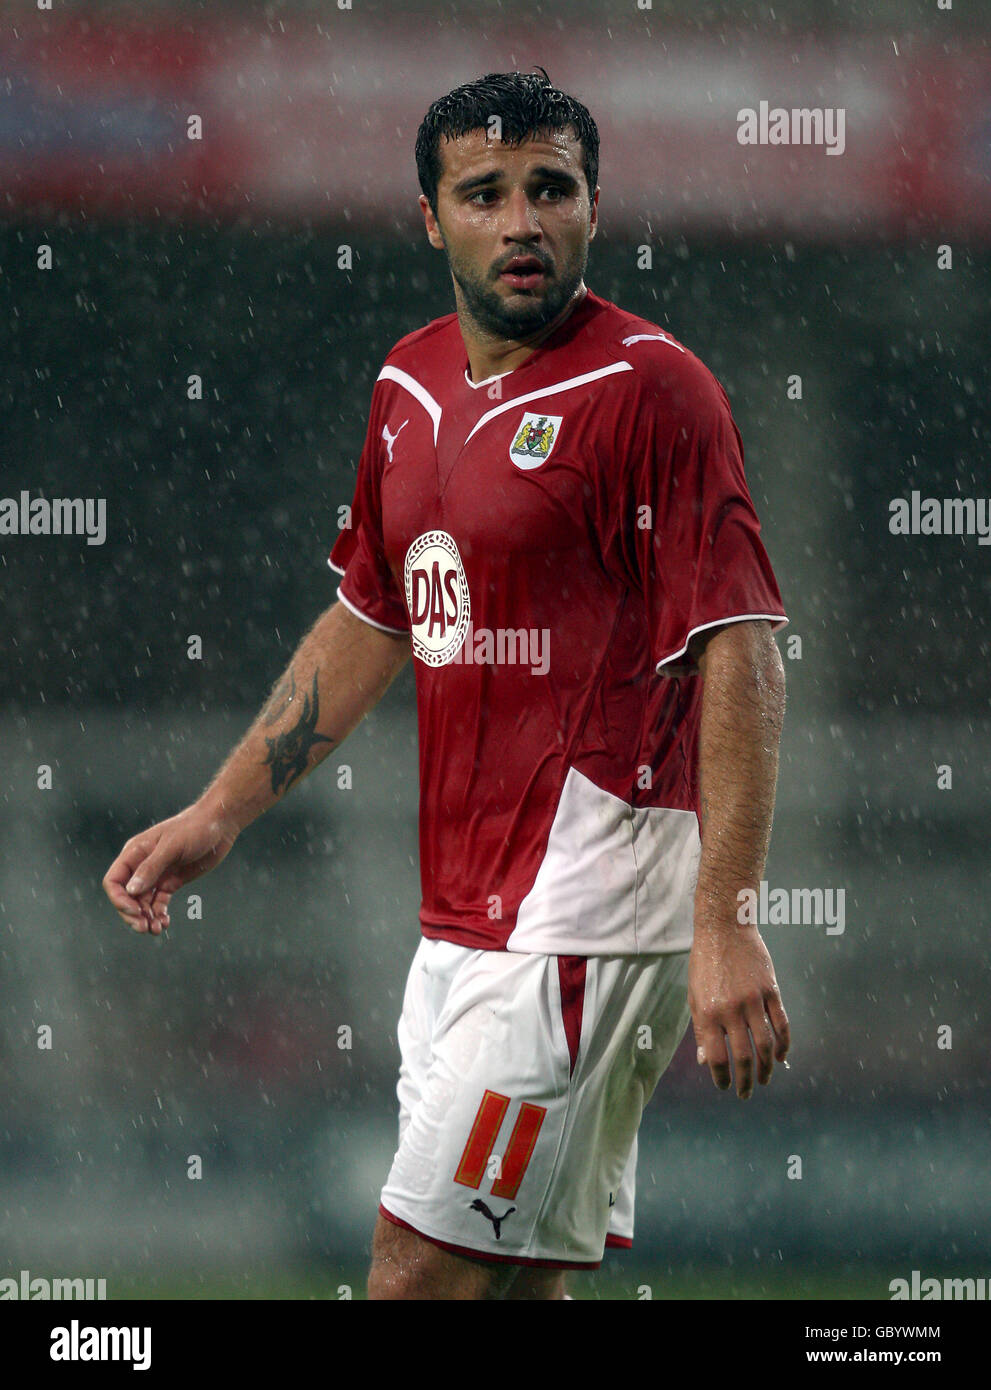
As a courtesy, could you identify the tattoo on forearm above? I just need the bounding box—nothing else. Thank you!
[262,670,333,794]
[262,669,297,727]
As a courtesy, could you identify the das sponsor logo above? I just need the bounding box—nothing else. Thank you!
[404,530,471,666]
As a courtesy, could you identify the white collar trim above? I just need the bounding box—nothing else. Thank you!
[464,366,513,390]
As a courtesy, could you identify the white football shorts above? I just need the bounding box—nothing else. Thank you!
[378,937,692,1268]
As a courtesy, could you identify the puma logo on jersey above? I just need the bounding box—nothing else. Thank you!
[621,332,685,354]
[381,418,408,461]
[470,1199,516,1239]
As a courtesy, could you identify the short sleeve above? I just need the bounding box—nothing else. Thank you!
[327,383,409,635]
[611,353,787,675]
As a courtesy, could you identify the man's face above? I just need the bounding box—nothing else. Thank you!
[419,127,598,340]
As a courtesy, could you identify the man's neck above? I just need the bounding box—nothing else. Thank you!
[463,285,588,384]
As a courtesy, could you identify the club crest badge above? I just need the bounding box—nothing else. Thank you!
[509,412,563,470]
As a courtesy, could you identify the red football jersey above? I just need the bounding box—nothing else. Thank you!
[328,289,786,954]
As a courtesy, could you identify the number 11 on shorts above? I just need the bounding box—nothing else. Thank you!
[453,1089,547,1200]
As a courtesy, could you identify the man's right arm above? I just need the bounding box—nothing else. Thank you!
[103,600,410,935]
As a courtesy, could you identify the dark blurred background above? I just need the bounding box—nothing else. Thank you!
[1,0,990,1299]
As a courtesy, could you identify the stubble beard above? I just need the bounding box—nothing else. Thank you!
[446,238,589,343]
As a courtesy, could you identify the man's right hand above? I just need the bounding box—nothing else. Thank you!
[103,803,239,936]
[101,604,411,938]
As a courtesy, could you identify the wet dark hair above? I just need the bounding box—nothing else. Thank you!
[415,68,599,217]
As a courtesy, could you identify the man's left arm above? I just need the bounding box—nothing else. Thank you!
[689,618,791,1099]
